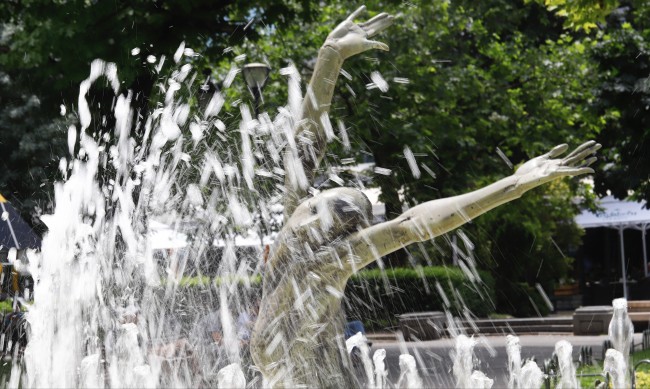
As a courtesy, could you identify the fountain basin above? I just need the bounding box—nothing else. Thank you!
[398,311,446,340]
[573,305,613,335]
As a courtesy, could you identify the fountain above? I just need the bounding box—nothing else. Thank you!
[6,5,618,389]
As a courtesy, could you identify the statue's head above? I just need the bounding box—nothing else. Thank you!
[283,187,372,246]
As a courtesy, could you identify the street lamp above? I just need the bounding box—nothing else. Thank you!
[242,62,271,117]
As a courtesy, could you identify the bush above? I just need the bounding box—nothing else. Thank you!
[168,266,501,331]
[344,266,496,330]
[0,300,28,313]
[637,372,650,389]
[176,275,262,288]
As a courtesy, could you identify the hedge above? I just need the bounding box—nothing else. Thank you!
[344,266,497,330]
[167,266,498,331]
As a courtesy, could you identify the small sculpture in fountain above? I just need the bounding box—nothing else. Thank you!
[249,6,601,388]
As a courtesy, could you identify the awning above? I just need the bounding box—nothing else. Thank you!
[575,196,650,298]
[0,193,41,250]
[575,196,650,229]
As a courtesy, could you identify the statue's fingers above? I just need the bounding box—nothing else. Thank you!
[563,143,601,166]
[572,167,595,176]
[364,40,389,52]
[564,140,597,159]
[361,12,389,27]
[361,13,394,37]
[347,5,366,22]
[579,156,598,167]
[546,144,569,158]
[556,166,595,177]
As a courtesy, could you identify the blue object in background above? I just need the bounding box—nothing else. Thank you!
[344,320,365,339]
[0,194,41,250]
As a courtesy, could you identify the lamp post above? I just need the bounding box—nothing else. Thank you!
[242,62,271,117]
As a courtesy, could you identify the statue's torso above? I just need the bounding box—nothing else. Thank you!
[250,241,359,388]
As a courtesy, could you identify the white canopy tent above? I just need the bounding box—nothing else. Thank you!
[148,220,274,250]
[575,196,650,298]
[148,220,189,250]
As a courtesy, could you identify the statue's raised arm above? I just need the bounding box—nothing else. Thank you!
[345,141,601,271]
[283,6,394,215]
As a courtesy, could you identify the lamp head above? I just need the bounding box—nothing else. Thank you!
[242,62,271,91]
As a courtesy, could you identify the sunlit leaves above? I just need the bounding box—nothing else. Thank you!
[527,0,619,31]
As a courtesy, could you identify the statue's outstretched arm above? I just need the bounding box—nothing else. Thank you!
[345,141,601,270]
[284,6,393,215]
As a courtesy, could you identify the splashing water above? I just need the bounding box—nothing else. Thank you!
[469,371,494,389]
[216,363,246,388]
[554,340,578,389]
[606,297,634,388]
[14,42,452,389]
[346,332,375,387]
[451,335,492,388]
[8,39,635,389]
[505,335,521,388]
[604,348,627,389]
[18,50,279,387]
[373,349,387,389]
[397,354,423,389]
[519,360,544,388]
[609,297,634,360]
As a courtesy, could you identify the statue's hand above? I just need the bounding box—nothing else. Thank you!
[324,6,394,59]
[514,141,601,191]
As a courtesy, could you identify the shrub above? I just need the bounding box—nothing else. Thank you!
[168,266,501,331]
[344,266,496,330]
[636,371,650,388]
[176,275,262,288]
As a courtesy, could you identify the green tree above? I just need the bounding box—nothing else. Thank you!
[0,0,609,315]
[0,70,68,232]
[0,0,315,218]
[590,1,650,202]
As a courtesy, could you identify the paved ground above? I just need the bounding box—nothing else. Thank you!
[363,332,643,388]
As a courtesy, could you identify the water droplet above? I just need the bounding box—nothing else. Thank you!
[130,48,140,56]
[393,77,410,84]
[370,71,389,92]
[404,146,421,178]
[174,41,185,63]
[1,211,8,221]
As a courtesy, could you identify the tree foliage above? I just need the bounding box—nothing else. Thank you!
[0,0,315,217]
[527,0,619,31]
[591,1,650,203]
[1,0,639,315]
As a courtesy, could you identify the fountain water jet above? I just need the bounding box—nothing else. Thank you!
[605,297,635,388]
[519,360,544,388]
[372,348,387,388]
[505,335,521,388]
[554,340,578,389]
